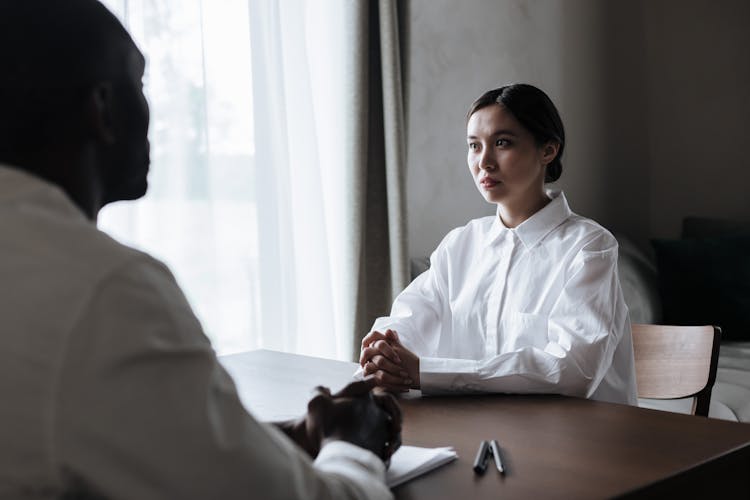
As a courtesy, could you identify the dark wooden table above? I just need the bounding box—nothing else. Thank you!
[221,349,750,499]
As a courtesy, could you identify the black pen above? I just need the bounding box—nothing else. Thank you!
[473,440,490,474]
[489,439,505,474]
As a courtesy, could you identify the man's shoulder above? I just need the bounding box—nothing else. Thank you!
[23,203,161,278]
[0,172,170,299]
[80,223,162,272]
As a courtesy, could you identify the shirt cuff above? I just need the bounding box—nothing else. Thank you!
[315,439,387,480]
[370,318,398,335]
[352,366,365,380]
[420,357,479,394]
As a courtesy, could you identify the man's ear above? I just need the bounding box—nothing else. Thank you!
[541,141,560,166]
[86,82,116,144]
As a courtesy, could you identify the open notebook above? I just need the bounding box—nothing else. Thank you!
[386,445,458,488]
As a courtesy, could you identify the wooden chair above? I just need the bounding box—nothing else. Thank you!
[631,324,721,417]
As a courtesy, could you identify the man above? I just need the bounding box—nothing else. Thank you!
[0,1,401,498]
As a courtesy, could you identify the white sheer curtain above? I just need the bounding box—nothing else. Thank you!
[99,0,354,359]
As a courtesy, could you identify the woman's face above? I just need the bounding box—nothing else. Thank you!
[466,104,550,206]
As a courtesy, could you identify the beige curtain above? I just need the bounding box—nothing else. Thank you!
[345,0,410,359]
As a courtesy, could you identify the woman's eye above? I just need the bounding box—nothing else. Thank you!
[495,138,509,147]
[468,143,479,151]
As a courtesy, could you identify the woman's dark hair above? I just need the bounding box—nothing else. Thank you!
[466,84,565,183]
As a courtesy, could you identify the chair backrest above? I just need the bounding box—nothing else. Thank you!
[631,324,721,417]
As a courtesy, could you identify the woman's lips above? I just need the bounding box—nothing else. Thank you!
[480,177,500,189]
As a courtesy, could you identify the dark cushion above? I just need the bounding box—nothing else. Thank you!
[682,216,750,239]
[652,232,750,341]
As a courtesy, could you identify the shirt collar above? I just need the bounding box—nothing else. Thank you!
[0,163,90,223]
[484,190,572,249]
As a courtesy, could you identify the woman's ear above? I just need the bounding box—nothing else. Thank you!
[86,82,116,144]
[541,141,560,166]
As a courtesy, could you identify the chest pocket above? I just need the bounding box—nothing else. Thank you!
[499,312,548,353]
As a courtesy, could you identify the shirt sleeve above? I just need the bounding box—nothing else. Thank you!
[370,233,453,356]
[53,257,392,500]
[419,234,630,400]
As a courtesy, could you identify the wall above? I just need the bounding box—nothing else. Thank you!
[642,0,750,239]
[405,0,750,261]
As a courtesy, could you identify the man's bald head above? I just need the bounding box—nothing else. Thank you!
[0,0,136,158]
[1,0,133,83]
[0,0,150,219]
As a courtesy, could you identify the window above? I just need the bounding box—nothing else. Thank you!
[99,0,354,360]
[99,0,260,354]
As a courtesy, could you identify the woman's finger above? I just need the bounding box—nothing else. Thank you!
[361,330,388,349]
[362,364,410,393]
[372,339,402,364]
[364,363,413,392]
[370,354,408,378]
[384,329,401,345]
[363,359,405,381]
[359,345,384,367]
[369,365,412,388]
[363,361,390,377]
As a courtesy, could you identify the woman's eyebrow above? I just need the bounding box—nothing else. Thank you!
[467,129,518,140]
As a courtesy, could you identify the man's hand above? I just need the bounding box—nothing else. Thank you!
[304,378,402,464]
[360,329,420,391]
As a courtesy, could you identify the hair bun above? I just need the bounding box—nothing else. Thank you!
[545,158,563,183]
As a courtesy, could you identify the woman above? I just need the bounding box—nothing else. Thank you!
[359,84,637,405]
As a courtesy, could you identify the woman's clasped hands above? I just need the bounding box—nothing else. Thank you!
[359,329,420,392]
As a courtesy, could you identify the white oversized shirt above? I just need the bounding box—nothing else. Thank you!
[0,165,392,500]
[372,191,637,405]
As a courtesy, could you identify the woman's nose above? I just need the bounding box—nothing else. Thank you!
[479,150,496,171]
